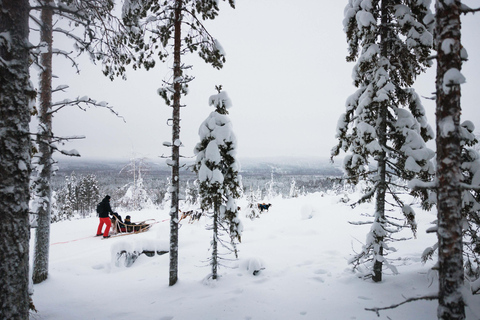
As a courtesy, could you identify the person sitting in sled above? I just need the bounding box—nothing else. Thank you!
[96,195,114,238]
[124,215,137,232]
[111,212,126,233]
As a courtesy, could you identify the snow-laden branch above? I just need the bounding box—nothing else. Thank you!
[472,278,480,295]
[348,220,373,225]
[27,134,86,157]
[50,96,125,122]
[51,48,80,73]
[52,84,69,93]
[408,178,437,190]
[460,4,480,14]
[350,182,378,208]
[53,27,87,48]
[50,134,85,143]
[460,182,480,191]
[53,147,81,157]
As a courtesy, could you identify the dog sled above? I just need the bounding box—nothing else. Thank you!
[109,213,155,238]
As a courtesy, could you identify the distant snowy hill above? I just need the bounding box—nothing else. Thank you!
[54,156,343,176]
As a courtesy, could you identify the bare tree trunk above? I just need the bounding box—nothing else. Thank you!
[212,201,219,280]
[0,0,32,318]
[372,0,389,283]
[435,1,465,319]
[33,0,54,285]
[169,0,182,287]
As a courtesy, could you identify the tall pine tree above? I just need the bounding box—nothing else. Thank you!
[31,0,55,285]
[30,0,129,285]
[0,1,33,317]
[434,1,467,318]
[332,0,435,282]
[194,88,242,280]
[121,0,234,286]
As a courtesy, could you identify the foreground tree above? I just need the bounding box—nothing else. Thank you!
[332,0,435,282]
[0,1,33,318]
[31,0,55,285]
[29,0,128,284]
[434,1,465,318]
[193,89,242,280]
[121,0,234,286]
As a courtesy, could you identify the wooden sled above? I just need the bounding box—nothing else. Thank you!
[109,214,155,238]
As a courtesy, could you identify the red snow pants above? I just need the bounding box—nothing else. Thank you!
[97,217,111,237]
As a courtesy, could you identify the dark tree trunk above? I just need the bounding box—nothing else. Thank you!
[169,0,182,287]
[0,0,32,318]
[33,0,54,285]
[435,1,465,319]
[372,0,389,283]
[212,201,219,280]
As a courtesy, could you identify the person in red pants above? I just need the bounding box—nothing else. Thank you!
[96,195,114,238]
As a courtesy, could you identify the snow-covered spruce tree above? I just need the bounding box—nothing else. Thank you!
[0,1,33,318]
[78,174,101,215]
[265,171,277,200]
[118,172,154,211]
[118,156,153,211]
[161,177,172,210]
[246,191,260,220]
[331,0,435,282]
[185,180,199,208]
[193,89,242,280]
[51,172,100,220]
[52,187,74,223]
[121,0,234,286]
[289,178,299,198]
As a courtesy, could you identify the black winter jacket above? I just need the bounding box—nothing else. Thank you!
[99,197,113,218]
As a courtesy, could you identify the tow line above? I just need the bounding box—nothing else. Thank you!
[50,218,171,246]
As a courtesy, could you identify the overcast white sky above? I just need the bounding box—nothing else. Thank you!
[46,1,480,163]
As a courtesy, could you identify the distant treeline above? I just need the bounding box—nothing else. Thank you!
[49,158,343,220]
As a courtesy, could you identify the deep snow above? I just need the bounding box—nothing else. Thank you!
[29,192,480,320]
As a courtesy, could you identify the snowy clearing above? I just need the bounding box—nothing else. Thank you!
[30,192,480,320]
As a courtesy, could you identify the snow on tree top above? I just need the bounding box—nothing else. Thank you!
[209,91,232,109]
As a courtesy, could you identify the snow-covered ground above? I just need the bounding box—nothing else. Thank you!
[29,192,479,320]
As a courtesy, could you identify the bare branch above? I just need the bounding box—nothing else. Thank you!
[365,294,438,316]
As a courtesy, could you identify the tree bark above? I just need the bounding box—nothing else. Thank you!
[0,0,32,318]
[33,0,54,285]
[372,0,389,283]
[212,201,219,280]
[435,1,465,319]
[169,0,183,287]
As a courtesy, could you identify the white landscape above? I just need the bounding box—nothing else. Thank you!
[29,191,480,320]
